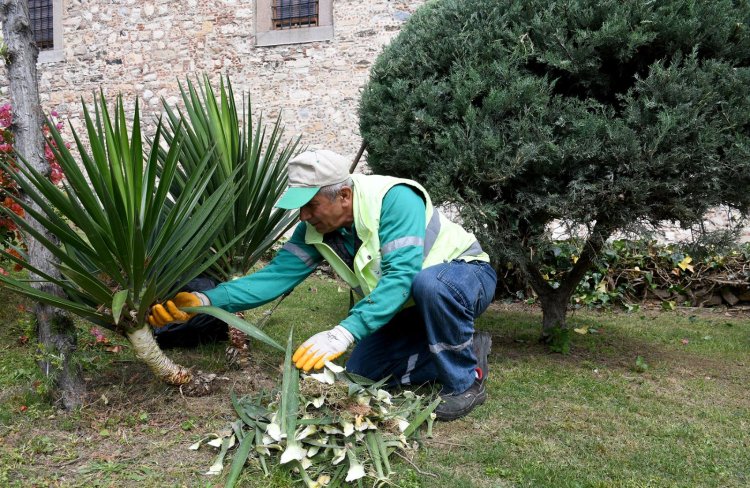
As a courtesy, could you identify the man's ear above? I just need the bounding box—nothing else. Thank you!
[339,186,353,204]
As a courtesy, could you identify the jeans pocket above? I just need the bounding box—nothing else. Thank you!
[436,260,496,316]
[436,261,471,310]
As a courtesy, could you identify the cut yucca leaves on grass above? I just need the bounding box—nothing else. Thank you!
[198,331,441,487]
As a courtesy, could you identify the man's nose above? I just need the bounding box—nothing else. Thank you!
[299,207,310,221]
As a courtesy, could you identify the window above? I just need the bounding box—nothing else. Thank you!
[29,0,63,62]
[256,0,333,47]
[272,1,318,29]
[28,0,53,49]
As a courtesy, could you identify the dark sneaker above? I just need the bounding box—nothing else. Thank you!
[472,331,492,382]
[435,380,487,421]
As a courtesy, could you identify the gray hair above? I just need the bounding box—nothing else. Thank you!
[318,177,353,201]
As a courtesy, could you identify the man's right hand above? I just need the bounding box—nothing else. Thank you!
[148,291,206,327]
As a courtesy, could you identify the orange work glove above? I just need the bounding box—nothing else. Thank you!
[292,325,354,372]
[147,291,208,327]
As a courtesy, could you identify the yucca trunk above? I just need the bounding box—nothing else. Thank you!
[126,305,288,386]
[126,325,193,385]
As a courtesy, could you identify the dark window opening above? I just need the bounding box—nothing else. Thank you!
[28,0,54,50]
[272,0,318,29]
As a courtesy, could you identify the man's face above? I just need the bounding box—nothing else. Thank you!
[299,187,354,234]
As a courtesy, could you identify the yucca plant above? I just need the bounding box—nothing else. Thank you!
[0,94,281,386]
[161,75,301,282]
[158,75,301,364]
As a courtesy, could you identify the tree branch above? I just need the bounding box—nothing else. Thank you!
[558,217,614,298]
[515,218,554,297]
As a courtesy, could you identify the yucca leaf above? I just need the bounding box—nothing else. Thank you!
[279,327,302,465]
[256,425,270,476]
[130,101,145,213]
[206,435,233,476]
[57,265,114,305]
[224,429,255,488]
[82,97,114,194]
[0,206,98,277]
[84,99,133,265]
[402,397,441,438]
[2,192,83,251]
[111,289,129,325]
[375,429,392,476]
[1,176,129,295]
[365,431,384,480]
[231,391,257,427]
[0,271,107,323]
[131,223,146,296]
[0,247,90,299]
[141,119,186,238]
[182,306,283,352]
[145,146,220,262]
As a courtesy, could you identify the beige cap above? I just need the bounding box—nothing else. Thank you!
[275,150,351,209]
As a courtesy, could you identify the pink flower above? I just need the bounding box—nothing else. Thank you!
[90,327,109,344]
[0,104,12,127]
[49,162,64,185]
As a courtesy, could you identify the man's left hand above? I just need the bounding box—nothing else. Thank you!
[293,325,354,372]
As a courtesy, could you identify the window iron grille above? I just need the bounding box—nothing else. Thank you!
[28,0,54,50]
[272,0,318,30]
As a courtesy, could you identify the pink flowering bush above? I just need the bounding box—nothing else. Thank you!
[0,103,65,275]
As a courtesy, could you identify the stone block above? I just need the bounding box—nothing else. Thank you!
[721,287,740,306]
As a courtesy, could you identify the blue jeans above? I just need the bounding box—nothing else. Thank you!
[346,260,497,394]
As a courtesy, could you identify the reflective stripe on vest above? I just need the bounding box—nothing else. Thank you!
[381,236,424,256]
[282,242,319,269]
[459,240,484,259]
[423,209,441,258]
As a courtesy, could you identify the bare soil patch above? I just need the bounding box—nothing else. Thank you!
[6,349,281,486]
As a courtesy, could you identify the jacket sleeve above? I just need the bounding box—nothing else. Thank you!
[339,185,425,340]
[203,223,322,312]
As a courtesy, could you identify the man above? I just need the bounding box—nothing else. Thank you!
[149,150,497,421]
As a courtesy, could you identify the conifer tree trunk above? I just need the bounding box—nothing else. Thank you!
[1,0,85,408]
[522,263,571,338]
[520,220,614,340]
[537,289,569,332]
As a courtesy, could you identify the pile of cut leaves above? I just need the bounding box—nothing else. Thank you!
[193,330,440,487]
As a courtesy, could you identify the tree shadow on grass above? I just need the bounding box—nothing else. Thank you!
[478,303,749,384]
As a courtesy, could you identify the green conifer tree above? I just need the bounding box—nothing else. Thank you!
[360,0,750,337]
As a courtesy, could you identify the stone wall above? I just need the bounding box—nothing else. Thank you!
[1,0,426,162]
[548,207,750,244]
[1,0,746,242]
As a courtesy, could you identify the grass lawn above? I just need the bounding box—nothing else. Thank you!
[0,272,748,487]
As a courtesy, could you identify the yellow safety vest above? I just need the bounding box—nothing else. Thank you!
[304,174,489,297]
